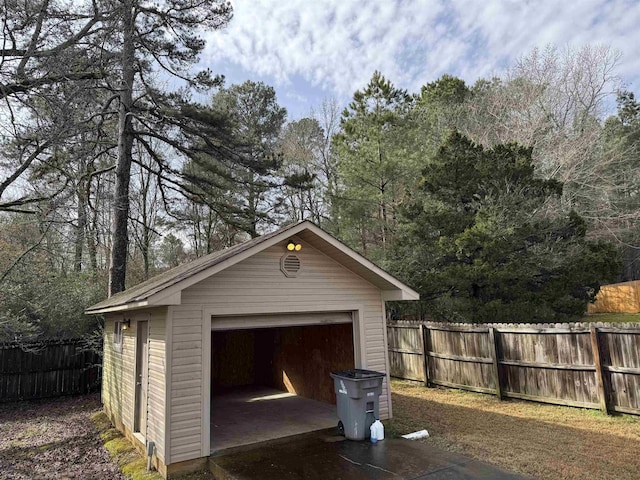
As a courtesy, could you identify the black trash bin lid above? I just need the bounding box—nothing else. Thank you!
[330,369,385,379]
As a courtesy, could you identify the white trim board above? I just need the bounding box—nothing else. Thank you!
[201,306,210,458]
[210,312,352,331]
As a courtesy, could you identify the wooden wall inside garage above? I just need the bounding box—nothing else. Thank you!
[211,330,256,391]
[268,324,354,404]
[211,323,355,404]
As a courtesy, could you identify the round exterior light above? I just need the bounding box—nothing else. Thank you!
[287,241,296,251]
[295,243,302,251]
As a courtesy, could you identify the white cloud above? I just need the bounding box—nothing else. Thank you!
[201,0,640,100]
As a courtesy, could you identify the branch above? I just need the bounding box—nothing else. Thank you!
[0,223,51,284]
[79,163,116,181]
[0,178,70,212]
[0,139,52,197]
[15,0,50,76]
[5,8,108,62]
[127,214,162,237]
[0,71,104,100]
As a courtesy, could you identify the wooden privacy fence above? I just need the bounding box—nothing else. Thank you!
[387,321,640,415]
[0,339,101,402]
[588,280,640,313]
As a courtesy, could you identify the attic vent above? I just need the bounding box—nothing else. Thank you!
[281,254,302,277]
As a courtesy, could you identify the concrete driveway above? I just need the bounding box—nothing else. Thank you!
[210,432,527,479]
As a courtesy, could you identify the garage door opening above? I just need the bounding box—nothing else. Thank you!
[210,315,355,453]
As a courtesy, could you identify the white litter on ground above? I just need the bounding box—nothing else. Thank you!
[401,429,430,440]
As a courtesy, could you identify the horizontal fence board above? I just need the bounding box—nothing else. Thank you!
[495,328,591,334]
[499,359,596,371]
[612,405,640,415]
[502,391,600,409]
[427,351,493,364]
[388,320,640,416]
[425,325,490,333]
[0,339,101,402]
[389,348,423,355]
[429,379,496,395]
[598,328,640,334]
[604,365,640,375]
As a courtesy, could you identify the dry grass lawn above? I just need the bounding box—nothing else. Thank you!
[390,380,640,480]
[584,312,640,323]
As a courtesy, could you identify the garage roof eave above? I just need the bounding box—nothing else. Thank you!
[382,289,420,301]
[85,300,150,314]
[85,290,182,314]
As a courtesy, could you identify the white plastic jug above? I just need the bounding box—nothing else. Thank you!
[369,422,378,443]
[372,419,384,441]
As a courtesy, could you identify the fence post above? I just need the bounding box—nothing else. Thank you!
[488,327,503,400]
[590,326,609,414]
[489,327,502,400]
[421,324,430,387]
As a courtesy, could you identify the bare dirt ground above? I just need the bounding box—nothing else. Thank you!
[0,394,125,480]
[390,380,640,480]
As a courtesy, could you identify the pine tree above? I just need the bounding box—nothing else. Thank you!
[209,80,287,237]
[333,71,414,259]
[392,131,620,322]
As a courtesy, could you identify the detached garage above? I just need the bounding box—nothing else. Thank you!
[86,221,418,477]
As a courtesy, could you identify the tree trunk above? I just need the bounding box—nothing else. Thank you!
[74,176,87,272]
[206,210,214,254]
[378,137,387,250]
[142,226,149,279]
[86,176,99,276]
[248,178,258,238]
[87,224,98,274]
[140,163,150,280]
[108,0,135,296]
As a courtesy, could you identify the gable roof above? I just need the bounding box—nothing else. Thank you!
[86,221,419,314]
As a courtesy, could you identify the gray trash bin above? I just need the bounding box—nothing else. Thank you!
[330,369,385,441]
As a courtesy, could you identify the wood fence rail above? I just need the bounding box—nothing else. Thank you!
[0,339,101,402]
[387,321,640,415]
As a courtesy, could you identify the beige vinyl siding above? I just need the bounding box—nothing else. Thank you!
[102,309,167,463]
[168,304,204,464]
[167,241,390,463]
[146,308,167,462]
[103,314,136,429]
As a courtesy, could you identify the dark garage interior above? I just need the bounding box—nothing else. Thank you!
[210,322,355,452]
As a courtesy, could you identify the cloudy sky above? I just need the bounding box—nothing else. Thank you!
[200,0,640,119]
